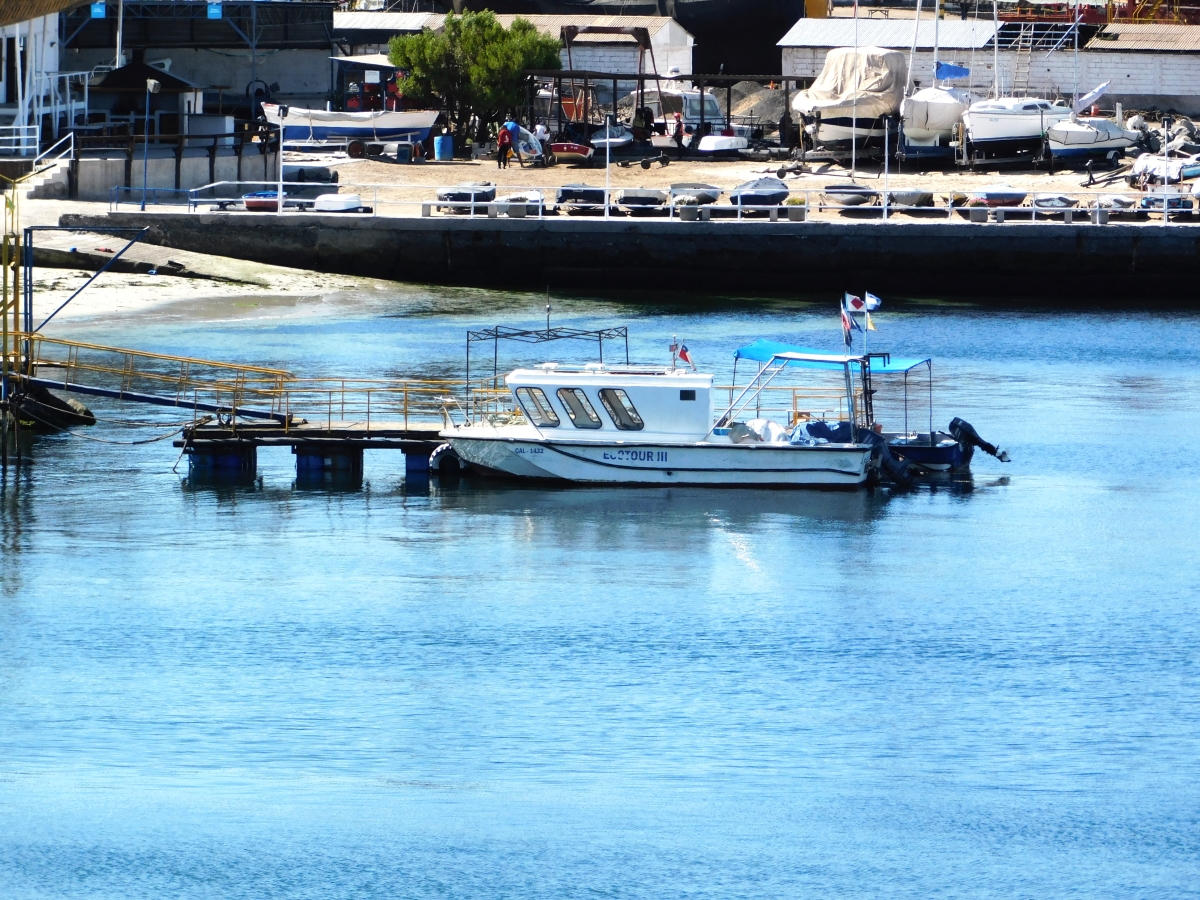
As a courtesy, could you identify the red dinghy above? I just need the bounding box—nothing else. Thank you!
[550,142,594,165]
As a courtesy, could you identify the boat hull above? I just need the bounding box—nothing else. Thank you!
[261,104,440,145]
[445,434,872,486]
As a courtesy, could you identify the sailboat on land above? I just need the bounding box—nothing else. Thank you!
[899,0,975,159]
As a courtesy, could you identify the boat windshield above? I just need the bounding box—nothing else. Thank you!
[684,95,721,120]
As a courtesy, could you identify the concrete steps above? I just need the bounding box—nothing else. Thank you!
[23,161,69,200]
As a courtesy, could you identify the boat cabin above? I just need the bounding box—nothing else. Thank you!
[506,364,714,441]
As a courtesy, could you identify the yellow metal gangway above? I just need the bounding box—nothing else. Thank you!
[6,332,510,433]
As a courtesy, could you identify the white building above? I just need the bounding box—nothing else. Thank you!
[333,11,693,78]
[2,11,90,153]
[779,17,1200,115]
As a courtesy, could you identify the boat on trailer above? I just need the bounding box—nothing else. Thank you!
[261,103,441,145]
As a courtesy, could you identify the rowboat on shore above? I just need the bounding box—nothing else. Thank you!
[242,191,284,212]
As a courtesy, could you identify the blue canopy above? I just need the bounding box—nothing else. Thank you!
[734,339,930,374]
[935,61,971,81]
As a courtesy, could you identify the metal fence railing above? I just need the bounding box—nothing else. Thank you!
[181,180,1200,225]
[0,125,40,157]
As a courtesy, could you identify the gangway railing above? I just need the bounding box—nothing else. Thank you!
[7,333,505,431]
[0,126,40,157]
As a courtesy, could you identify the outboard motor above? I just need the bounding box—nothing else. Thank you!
[948,418,1010,462]
[857,428,915,488]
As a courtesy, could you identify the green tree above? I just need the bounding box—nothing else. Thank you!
[388,11,561,139]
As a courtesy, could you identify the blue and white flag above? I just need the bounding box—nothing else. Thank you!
[935,61,970,81]
[865,292,882,311]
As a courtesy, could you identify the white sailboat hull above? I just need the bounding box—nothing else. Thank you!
[963,106,1072,145]
[445,432,872,487]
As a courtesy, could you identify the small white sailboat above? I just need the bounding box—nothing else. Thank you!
[261,103,440,145]
[963,97,1073,154]
[898,0,974,155]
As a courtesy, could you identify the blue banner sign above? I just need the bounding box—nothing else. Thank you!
[207,2,222,19]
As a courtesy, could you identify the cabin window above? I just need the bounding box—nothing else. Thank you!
[515,387,560,427]
[598,389,644,431]
[679,390,696,401]
[557,388,602,429]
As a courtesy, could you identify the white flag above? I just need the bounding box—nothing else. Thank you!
[865,292,882,311]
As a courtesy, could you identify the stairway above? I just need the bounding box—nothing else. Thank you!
[22,161,69,200]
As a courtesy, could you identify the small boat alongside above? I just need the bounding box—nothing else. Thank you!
[729,176,789,207]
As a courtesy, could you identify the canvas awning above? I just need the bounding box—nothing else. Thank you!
[1,0,88,29]
[735,339,930,373]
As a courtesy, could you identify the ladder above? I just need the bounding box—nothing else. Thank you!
[1013,23,1034,96]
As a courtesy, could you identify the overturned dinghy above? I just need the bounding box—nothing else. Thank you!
[557,183,610,213]
[886,189,934,207]
[1032,192,1079,210]
[496,191,546,216]
[669,182,722,205]
[437,182,496,211]
[729,176,789,207]
[617,188,667,209]
[823,183,879,206]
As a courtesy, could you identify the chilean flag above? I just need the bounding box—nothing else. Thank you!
[678,343,695,369]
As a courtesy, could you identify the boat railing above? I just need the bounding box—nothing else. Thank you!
[180,180,1198,225]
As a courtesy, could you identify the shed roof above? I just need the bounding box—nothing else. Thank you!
[1087,23,1200,52]
[493,14,683,43]
[778,18,997,50]
[1,0,86,29]
[332,11,442,33]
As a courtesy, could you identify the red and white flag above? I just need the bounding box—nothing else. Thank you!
[678,343,695,370]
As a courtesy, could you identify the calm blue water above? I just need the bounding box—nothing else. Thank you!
[1,289,1198,898]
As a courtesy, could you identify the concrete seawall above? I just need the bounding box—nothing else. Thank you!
[59,211,1200,300]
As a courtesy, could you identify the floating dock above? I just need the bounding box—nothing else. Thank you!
[60,209,1200,300]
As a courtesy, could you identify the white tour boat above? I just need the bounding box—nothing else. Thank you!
[439,354,877,487]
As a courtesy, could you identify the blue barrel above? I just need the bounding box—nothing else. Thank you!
[434,135,454,161]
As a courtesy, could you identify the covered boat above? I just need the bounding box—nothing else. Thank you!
[261,103,440,145]
[1032,192,1078,210]
[729,176,789,207]
[1047,117,1139,159]
[792,47,906,147]
[557,183,609,211]
[697,134,749,153]
[590,123,635,150]
[901,85,973,149]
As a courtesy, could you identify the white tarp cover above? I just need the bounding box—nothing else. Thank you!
[1132,151,1200,181]
[793,47,907,118]
[902,86,973,134]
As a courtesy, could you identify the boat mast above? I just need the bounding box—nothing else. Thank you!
[852,0,859,177]
[1072,0,1079,107]
[992,0,999,98]
[933,0,940,85]
[906,0,923,95]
